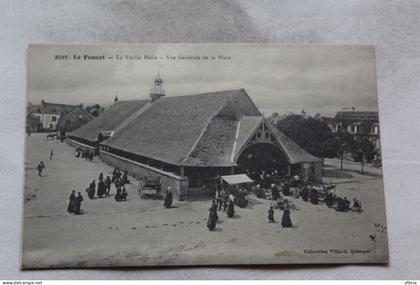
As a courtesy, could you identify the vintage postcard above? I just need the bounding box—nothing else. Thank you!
[22,44,388,268]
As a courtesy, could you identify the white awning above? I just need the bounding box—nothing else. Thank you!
[221,174,254,185]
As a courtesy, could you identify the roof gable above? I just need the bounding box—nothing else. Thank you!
[70,100,149,141]
[40,100,79,114]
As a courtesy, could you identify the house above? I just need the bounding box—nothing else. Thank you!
[334,111,381,155]
[31,100,80,131]
[68,76,322,200]
[57,105,94,137]
[26,113,41,133]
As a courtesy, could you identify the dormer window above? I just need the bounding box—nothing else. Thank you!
[347,124,359,134]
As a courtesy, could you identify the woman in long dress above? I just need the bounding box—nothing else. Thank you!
[67,190,76,213]
[309,188,319,204]
[97,180,106,197]
[207,208,216,231]
[73,192,83,215]
[227,200,235,218]
[267,206,275,223]
[281,203,293,228]
[164,187,173,208]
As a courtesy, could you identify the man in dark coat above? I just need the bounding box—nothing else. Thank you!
[164,187,173,208]
[268,206,275,223]
[281,203,293,228]
[122,169,130,184]
[105,176,111,195]
[97,179,106,197]
[111,168,118,183]
[36,161,45,177]
[86,180,96,199]
[227,200,235,218]
[115,188,121,201]
[73,192,83,215]
[221,190,228,212]
[67,190,76,213]
[309,188,319,204]
[117,177,123,191]
[98,172,103,182]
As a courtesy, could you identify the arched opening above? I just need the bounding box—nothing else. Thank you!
[236,143,289,182]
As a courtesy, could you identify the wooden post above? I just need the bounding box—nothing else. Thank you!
[180,166,185,177]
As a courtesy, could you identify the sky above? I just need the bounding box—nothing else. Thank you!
[27,44,378,117]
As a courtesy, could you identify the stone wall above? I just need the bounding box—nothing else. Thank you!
[181,186,216,200]
[299,161,322,183]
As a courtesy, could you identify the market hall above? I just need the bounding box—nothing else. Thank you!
[68,76,322,200]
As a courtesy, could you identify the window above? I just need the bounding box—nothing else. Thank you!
[51,116,57,122]
[372,125,379,135]
[309,167,315,176]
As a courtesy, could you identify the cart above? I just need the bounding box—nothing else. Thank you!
[220,174,254,208]
[138,176,161,199]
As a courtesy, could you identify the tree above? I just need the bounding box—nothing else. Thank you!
[85,104,103,117]
[273,114,338,158]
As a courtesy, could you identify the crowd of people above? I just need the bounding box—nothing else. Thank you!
[207,193,235,231]
[66,190,84,215]
[40,143,361,227]
[252,175,363,214]
[74,146,95,161]
[66,167,131,215]
[84,168,130,202]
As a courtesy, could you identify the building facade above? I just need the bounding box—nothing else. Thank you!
[31,100,80,131]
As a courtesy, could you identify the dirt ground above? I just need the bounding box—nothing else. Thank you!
[21,133,388,268]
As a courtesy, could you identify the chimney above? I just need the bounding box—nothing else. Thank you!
[150,72,165,103]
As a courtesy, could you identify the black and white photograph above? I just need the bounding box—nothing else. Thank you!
[22,44,388,268]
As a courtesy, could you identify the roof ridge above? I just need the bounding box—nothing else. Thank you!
[265,120,294,162]
[159,88,245,100]
[116,99,148,103]
[111,101,152,136]
[232,116,263,161]
[180,95,232,165]
[42,101,79,107]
